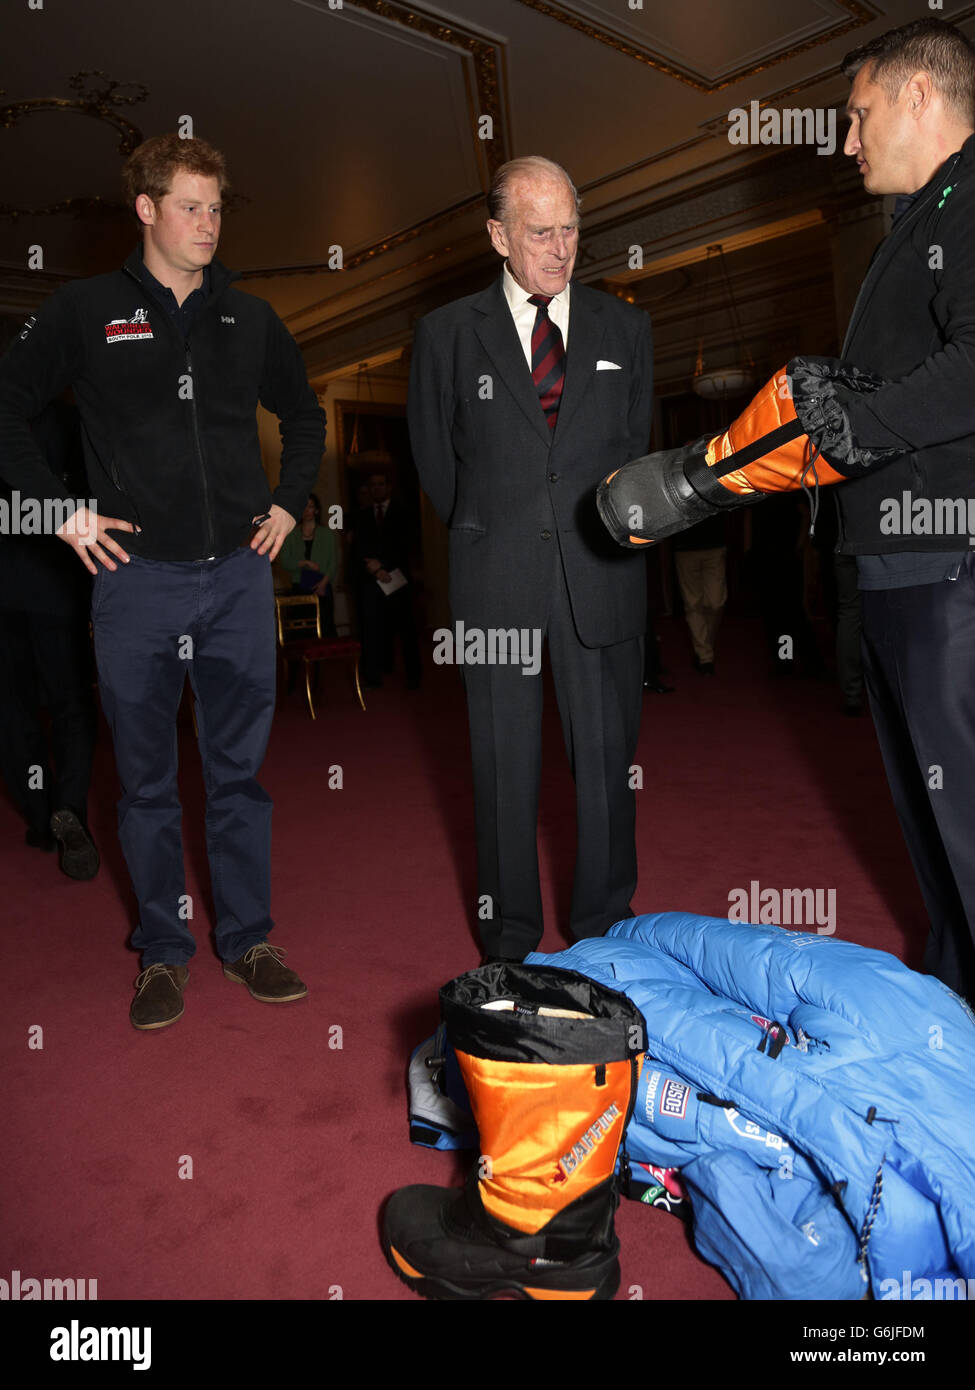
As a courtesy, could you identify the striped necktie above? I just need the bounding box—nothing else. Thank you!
[528,294,565,431]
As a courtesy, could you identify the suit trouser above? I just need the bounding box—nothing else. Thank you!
[358,581,421,685]
[860,555,975,1002]
[674,547,727,664]
[462,555,643,958]
[92,547,277,967]
[0,608,96,832]
[834,553,863,705]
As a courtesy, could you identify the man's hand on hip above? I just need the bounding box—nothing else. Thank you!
[250,504,295,561]
[56,504,138,575]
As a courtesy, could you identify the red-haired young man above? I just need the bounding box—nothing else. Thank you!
[0,134,326,1028]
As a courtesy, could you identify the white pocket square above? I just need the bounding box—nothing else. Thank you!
[596,360,622,371]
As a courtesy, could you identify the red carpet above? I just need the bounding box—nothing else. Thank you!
[1,615,926,1302]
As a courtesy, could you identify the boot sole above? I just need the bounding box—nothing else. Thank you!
[383,1235,619,1301]
[222,967,308,1002]
[596,473,652,549]
[130,1005,185,1032]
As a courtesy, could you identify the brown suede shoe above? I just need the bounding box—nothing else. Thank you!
[223,944,307,1002]
[130,964,189,1031]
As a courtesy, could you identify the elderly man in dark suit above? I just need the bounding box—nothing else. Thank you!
[408,155,653,962]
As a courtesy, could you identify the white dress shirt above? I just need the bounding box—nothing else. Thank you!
[502,262,571,371]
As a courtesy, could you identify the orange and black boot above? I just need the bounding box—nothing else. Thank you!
[383,963,646,1300]
[597,357,897,549]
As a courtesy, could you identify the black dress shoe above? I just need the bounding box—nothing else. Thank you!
[26,826,56,852]
[50,809,100,880]
[643,679,675,694]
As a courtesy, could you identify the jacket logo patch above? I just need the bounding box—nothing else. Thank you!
[659,1078,690,1120]
[105,308,153,344]
[221,315,236,324]
[721,1106,789,1150]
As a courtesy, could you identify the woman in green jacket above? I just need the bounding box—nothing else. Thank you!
[278,493,338,634]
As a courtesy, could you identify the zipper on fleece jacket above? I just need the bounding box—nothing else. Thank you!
[841,148,963,356]
[122,263,217,557]
[183,339,215,557]
[107,455,144,532]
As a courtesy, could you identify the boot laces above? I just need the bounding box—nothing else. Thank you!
[134,963,179,994]
[240,943,287,967]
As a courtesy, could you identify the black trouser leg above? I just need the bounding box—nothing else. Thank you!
[861,560,975,1000]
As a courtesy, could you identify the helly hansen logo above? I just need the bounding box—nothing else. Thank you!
[557,1102,621,1179]
[659,1079,690,1120]
[221,315,235,324]
[104,308,153,344]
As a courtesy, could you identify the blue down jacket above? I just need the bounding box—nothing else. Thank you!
[525,913,975,1301]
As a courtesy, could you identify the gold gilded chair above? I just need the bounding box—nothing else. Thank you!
[274,594,365,719]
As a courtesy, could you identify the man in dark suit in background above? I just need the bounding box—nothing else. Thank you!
[408,155,653,962]
[349,469,421,689]
[0,400,99,878]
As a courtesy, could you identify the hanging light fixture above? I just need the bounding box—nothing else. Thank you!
[692,244,756,401]
[346,361,394,474]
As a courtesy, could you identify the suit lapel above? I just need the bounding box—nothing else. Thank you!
[473,276,552,448]
[553,285,605,442]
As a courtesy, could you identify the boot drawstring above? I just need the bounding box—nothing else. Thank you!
[799,438,823,539]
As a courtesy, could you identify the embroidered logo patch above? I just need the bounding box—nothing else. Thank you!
[105,308,153,344]
[659,1078,690,1120]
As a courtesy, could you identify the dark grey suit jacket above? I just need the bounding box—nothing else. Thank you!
[407,274,652,648]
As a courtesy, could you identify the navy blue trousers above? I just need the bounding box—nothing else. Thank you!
[92,547,276,966]
[861,554,975,1002]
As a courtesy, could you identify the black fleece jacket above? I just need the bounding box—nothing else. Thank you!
[835,133,975,553]
[0,248,325,561]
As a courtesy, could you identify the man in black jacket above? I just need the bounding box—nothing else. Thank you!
[0,134,325,1028]
[408,156,652,962]
[834,19,975,999]
[0,400,98,877]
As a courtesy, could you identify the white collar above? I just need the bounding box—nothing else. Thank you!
[502,261,570,314]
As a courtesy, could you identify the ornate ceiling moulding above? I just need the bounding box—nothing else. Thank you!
[582,63,855,209]
[514,0,878,93]
[238,192,484,281]
[0,194,127,221]
[580,132,717,200]
[343,0,509,175]
[0,69,148,151]
[0,70,146,220]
